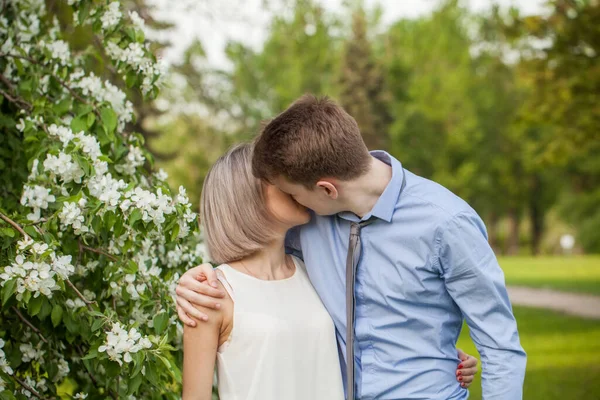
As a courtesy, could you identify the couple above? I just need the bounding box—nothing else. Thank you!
[178,95,526,400]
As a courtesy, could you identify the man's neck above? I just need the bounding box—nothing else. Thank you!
[341,156,393,218]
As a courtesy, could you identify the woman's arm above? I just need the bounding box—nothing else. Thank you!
[182,300,224,399]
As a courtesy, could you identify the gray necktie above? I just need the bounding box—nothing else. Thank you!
[345,218,375,400]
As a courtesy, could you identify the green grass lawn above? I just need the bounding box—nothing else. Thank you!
[498,256,600,295]
[458,306,600,400]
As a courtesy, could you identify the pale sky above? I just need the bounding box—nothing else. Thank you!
[150,0,547,68]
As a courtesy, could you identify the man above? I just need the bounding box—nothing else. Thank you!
[176,95,526,399]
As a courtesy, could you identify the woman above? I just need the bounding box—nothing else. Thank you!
[182,143,477,400]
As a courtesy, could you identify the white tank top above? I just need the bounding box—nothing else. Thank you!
[215,256,344,400]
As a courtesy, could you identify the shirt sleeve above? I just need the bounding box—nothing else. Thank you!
[285,226,303,260]
[436,211,527,400]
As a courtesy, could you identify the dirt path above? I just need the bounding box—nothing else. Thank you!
[507,286,600,319]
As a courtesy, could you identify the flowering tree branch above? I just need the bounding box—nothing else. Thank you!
[13,375,49,400]
[80,244,118,262]
[12,306,49,344]
[0,52,98,116]
[0,212,30,239]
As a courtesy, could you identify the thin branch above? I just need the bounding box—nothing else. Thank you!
[0,53,98,116]
[0,87,33,110]
[0,212,30,239]
[75,345,119,400]
[12,376,48,400]
[1,213,96,310]
[0,73,33,109]
[12,306,49,344]
[65,279,96,311]
[0,71,17,92]
[80,244,118,262]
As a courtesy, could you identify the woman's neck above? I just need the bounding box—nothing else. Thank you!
[233,236,294,280]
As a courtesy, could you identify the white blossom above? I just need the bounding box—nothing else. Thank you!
[0,339,13,375]
[21,185,56,221]
[20,342,45,362]
[98,322,152,366]
[129,11,145,31]
[44,40,70,66]
[100,2,122,30]
[50,253,74,279]
[43,151,85,184]
[59,201,88,234]
[47,124,75,145]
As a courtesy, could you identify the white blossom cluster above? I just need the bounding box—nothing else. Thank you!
[59,199,89,234]
[100,2,122,31]
[20,342,44,363]
[21,375,48,398]
[98,322,152,366]
[0,339,14,391]
[43,151,85,184]
[42,39,71,66]
[1,0,204,395]
[0,239,75,300]
[20,184,55,221]
[115,145,145,176]
[106,41,166,95]
[69,72,134,131]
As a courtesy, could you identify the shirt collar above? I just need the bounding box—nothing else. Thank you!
[338,150,405,223]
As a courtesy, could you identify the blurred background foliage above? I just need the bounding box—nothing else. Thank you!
[54,0,597,255]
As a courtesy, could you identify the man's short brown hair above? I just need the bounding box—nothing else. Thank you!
[252,94,371,187]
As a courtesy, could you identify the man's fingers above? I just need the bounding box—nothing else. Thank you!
[194,263,219,288]
[176,296,209,322]
[177,278,225,300]
[176,303,197,327]
[177,287,222,310]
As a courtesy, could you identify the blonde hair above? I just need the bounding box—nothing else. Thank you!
[200,143,279,264]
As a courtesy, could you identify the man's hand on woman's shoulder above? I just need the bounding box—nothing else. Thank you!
[176,263,225,326]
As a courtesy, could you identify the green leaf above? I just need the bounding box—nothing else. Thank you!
[23,226,39,239]
[71,115,87,133]
[158,355,182,384]
[51,304,63,327]
[129,209,142,226]
[0,390,18,400]
[86,112,96,128]
[101,108,118,134]
[125,71,137,88]
[55,98,72,115]
[2,279,17,305]
[127,372,144,395]
[28,295,44,316]
[81,347,98,360]
[0,227,15,237]
[153,312,169,335]
[91,317,105,332]
[131,352,145,378]
[144,358,160,386]
[38,298,52,320]
[170,223,180,242]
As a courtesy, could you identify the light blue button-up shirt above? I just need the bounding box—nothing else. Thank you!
[286,151,526,400]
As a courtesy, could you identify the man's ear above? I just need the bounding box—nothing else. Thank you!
[316,180,338,200]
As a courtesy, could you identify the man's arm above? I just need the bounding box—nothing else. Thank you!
[437,211,526,399]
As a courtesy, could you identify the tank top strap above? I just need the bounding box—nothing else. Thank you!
[215,266,235,302]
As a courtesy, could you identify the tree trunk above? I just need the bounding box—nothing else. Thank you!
[488,212,499,253]
[529,176,544,256]
[506,209,520,255]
